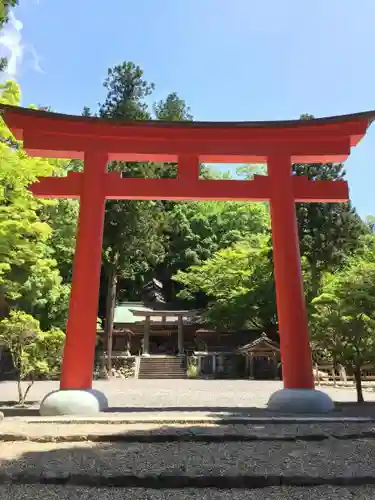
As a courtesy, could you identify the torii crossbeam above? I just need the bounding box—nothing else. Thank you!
[1,104,374,414]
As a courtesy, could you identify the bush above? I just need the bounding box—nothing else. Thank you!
[187,357,199,378]
[0,310,65,404]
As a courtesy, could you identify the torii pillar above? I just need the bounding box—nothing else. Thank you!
[1,104,373,415]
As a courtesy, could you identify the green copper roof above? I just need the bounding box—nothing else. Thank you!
[113,302,197,325]
[113,302,153,324]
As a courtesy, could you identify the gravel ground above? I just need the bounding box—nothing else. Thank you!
[0,485,375,500]
[1,421,375,440]
[1,379,375,410]
[1,439,375,481]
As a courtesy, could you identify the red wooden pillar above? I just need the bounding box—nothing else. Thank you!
[60,151,108,390]
[268,154,314,390]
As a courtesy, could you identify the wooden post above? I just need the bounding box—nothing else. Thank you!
[105,262,118,377]
[212,354,216,376]
[268,154,314,390]
[143,317,150,356]
[60,151,108,390]
[249,353,254,380]
[177,315,184,355]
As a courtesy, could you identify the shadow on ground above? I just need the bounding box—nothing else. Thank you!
[105,402,375,418]
[1,423,375,489]
[2,402,375,418]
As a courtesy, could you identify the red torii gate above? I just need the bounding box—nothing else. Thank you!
[1,105,374,414]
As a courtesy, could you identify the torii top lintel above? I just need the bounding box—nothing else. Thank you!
[1,104,374,164]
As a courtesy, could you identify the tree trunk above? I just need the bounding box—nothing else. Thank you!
[309,262,321,302]
[354,361,364,403]
[22,380,34,405]
[104,261,118,377]
[17,377,23,405]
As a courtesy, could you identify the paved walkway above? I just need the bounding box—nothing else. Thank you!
[1,379,374,409]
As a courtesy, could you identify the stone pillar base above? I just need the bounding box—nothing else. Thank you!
[39,389,108,416]
[267,388,334,413]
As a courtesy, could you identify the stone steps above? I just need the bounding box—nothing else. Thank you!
[138,356,187,379]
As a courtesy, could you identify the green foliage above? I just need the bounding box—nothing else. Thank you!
[0,0,17,27]
[295,162,367,300]
[175,235,276,330]
[237,164,267,179]
[0,310,65,403]
[99,61,154,120]
[159,201,270,302]
[98,62,167,282]
[366,215,375,233]
[153,92,192,121]
[41,198,78,283]
[310,257,375,401]
[0,81,70,329]
[187,357,198,378]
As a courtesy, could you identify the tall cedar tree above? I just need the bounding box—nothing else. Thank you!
[98,62,166,373]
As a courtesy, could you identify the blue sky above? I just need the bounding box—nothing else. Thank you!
[3,0,375,217]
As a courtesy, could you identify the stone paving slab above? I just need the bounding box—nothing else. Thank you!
[1,440,375,487]
[2,421,375,442]
[6,412,375,424]
[1,485,375,500]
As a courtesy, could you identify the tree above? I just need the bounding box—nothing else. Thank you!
[153,92,193,122]
[366,216,375,233]
[237,164,267,180]
[0,0,17,26]
[310,257,375,402]
[295,162,368,300]
[95,62,166,373]
[174,235,277,330]
[0,310,65,404]
[0,81,70,329]
[160,200,270,303]
[41,199,78,283]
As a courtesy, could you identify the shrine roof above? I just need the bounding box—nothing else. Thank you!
[113,302,197,325]
[237,333,280,353]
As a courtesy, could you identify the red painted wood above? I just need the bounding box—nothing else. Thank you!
[29,174,349,203]
[1,104,372,392]
[22,131,351,163]
[268,154,314,389]
[59,151,108,390]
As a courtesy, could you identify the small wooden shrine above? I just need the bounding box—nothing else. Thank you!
[237,333,281,379]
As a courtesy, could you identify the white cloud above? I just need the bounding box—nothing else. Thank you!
[0,11,23,79]
[0,9,43,80]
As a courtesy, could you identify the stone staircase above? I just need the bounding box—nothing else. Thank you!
[137,355,187,379]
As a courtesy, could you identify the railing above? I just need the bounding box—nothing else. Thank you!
[314,363,375,386]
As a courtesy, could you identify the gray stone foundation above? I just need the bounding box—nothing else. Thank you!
[39,389,108,416]
[267,388,334,413]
